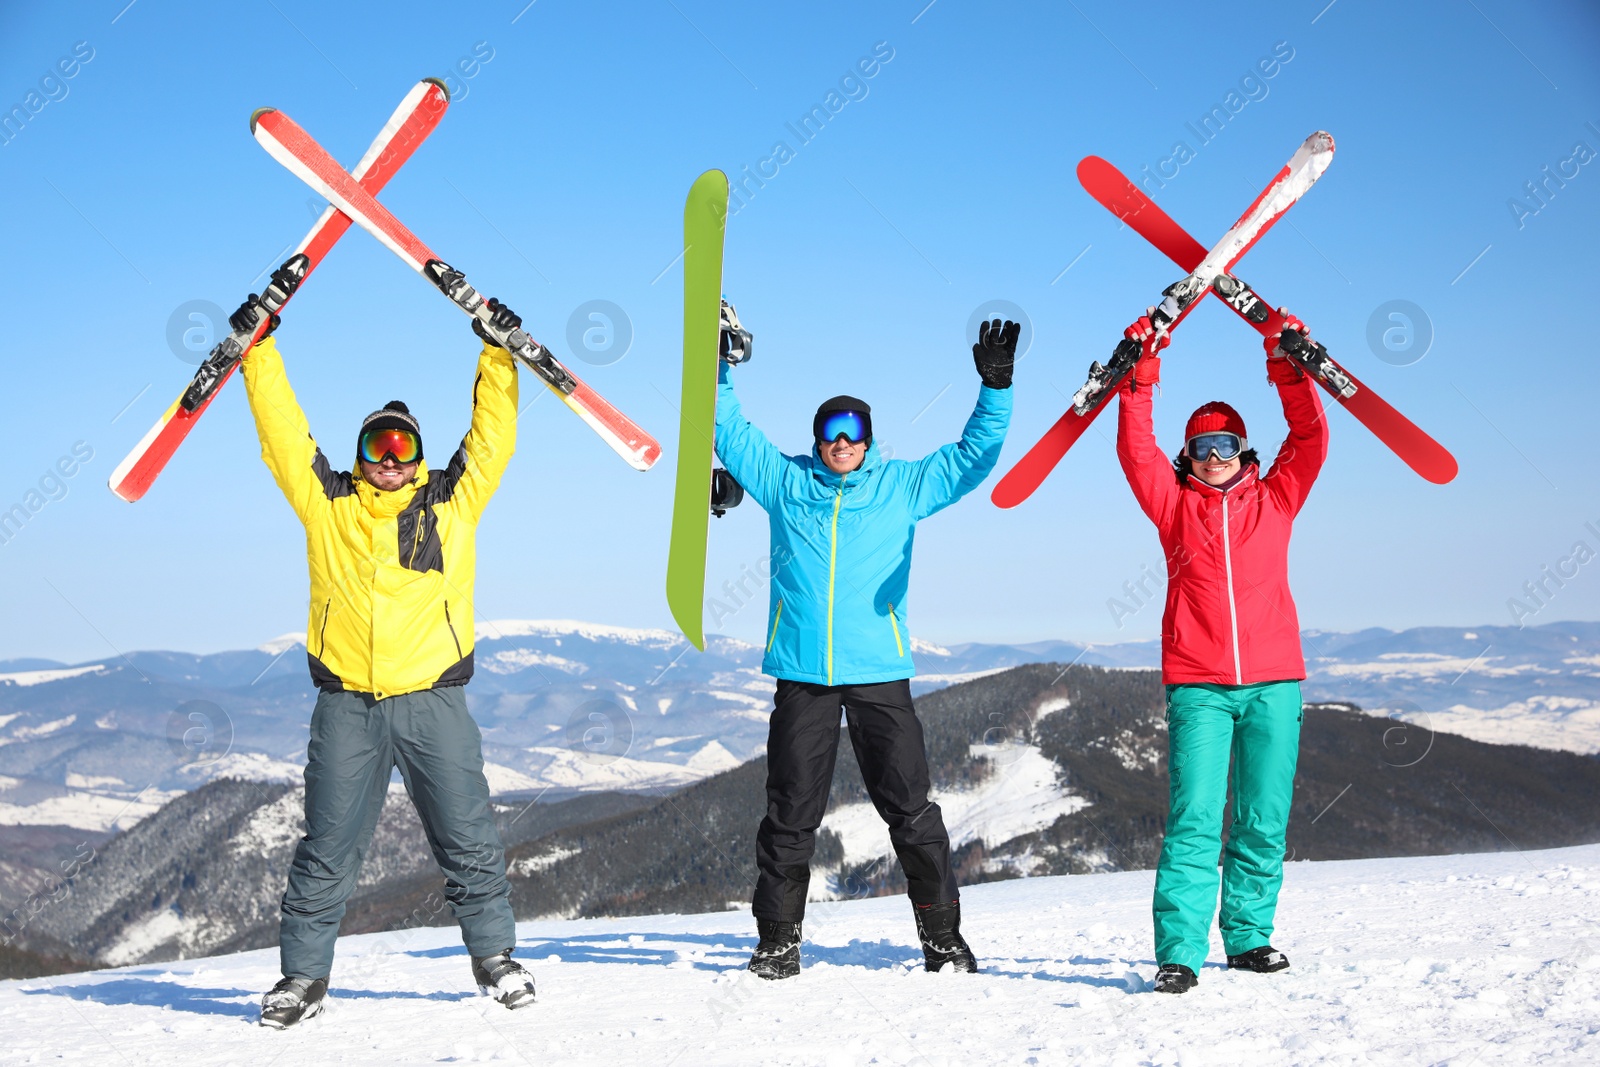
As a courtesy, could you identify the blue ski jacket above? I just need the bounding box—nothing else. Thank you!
[714,363,1011,686]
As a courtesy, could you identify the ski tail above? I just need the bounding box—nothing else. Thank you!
[1077,156,1207,267]
[1081,152,1457,485]
[108,78,450,503]
[253,106,661,473]
[990,401,1108,509]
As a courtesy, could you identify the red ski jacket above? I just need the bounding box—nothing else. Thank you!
[1116,373,1328,686]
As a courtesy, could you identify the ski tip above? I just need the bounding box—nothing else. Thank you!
[423,76,451,100]
[1423,453,1459,485]
[248,107,276,134]
[989,482,1025,510]
[1307,130,1335,154]
[107,477,142,504]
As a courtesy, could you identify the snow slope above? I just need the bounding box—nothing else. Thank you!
[4,844,1596,1065]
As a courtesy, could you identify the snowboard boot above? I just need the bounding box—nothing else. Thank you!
[472,950,536,1010]
[913,901,979,973]
[259,975,328,1029]
[1153,964,1198,994]
[1227,945,1290,973]
[747,919,802,980]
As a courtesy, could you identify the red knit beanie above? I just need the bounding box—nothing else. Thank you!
[1184,401,1247,443]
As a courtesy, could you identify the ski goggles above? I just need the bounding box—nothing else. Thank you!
[815,410,870,444]
[359,428,422,465]
[1185,432,1244,462]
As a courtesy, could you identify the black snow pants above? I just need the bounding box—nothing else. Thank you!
[753,678,958,922]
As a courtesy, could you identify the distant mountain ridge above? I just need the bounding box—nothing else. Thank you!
[0,618,1595,840]
[10,662,1599,972]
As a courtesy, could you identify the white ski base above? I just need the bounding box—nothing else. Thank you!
[3,843,1597,1064]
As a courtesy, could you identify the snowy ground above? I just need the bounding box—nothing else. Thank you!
[3,845,1597,1066]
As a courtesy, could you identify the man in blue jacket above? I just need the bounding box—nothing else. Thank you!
[714,319,1017,979]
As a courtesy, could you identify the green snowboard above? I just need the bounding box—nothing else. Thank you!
[665,169,730,650]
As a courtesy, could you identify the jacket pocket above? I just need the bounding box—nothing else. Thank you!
[444,601,464,659]
[887,603,905,658]
[765,599,784,654]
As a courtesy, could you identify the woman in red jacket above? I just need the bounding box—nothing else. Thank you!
[1116,308,1328,995]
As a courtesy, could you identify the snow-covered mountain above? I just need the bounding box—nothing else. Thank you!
[0,618,1596,843]
[4,842,1596,1065]
[27,661,1596,977]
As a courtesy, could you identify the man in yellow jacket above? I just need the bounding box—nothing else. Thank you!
[237,278,535,1029]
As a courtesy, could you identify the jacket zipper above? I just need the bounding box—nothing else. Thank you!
[444,601,464,659]
[888,603,904,658]
[766,599,784,654]
[826,473,847,686]
[316,598,331,657]
[1220,495,1242,684]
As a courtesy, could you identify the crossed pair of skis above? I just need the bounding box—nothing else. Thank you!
[109,78,661,503]
[991,131,1458,508]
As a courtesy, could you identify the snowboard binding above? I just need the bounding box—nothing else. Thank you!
[710,467,744,517]
[719,299,752,364]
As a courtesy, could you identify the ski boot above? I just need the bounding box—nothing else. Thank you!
[472,950,536,1009]
[747,919,802,980]
[259,975,327,1029]
[914,901,978,973]
[1227,945,1290,973]
[1153,963,1197,994]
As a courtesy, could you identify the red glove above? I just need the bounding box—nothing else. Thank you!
[1265,308,1307,385]
[1126,313,1170,358]
[1125,312,1169,387]
[1264,308,1308,359]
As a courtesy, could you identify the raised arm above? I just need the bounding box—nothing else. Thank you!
[1260,310,1329,515]
[906,384,1012,519]
[713,362,789,512]
[1114,316,1180,530]
[439,339,519,523]
[241,335,342,525]
[906,317,1018,519]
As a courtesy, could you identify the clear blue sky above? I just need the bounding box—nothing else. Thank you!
[0,1,1597,662]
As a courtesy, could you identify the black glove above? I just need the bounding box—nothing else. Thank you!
[472,297,522,347]
[973,318,1019,389]
[228,293,279,339]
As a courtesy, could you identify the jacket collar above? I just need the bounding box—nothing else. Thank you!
[809,439,881,487]
[1185,462,1258,499]
[353,462,431,517]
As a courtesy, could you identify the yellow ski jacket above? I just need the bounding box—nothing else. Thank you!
[242,336,517,699]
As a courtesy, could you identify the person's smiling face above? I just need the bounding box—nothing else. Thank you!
[819,436,867,474]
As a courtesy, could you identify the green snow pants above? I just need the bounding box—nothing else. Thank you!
[1152,680,1302,973]
[279,686,515,980]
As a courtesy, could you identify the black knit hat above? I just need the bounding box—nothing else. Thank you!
[813,394,872,443]
[357,401,423,461]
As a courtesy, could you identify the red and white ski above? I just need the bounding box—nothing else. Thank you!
[1076,154,1458,485]
[108,78,450,502]
[991,132,1335,509]
[251,108,662,472]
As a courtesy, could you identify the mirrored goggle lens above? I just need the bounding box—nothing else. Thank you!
[360,429,421,464]
[818,410,868,444]
[1186,432,1242,461]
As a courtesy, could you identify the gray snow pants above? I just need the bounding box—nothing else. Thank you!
[279,686,515,980]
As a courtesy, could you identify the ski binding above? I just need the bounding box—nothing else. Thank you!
[423,258,577,395]
[179,253,309,412]
[1278,330,1358,399]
